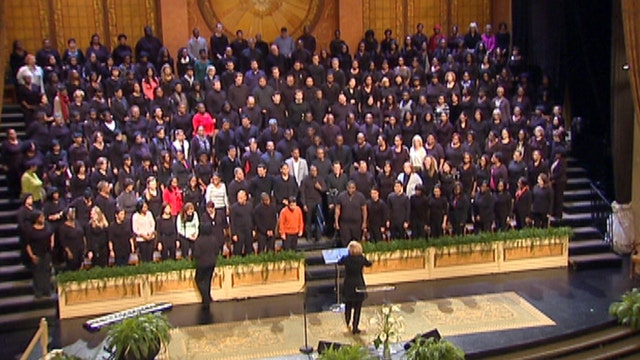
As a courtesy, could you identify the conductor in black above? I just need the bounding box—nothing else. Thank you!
[194,201,225,310]
[338,240,372,334]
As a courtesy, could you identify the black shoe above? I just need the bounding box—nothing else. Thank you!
[352,328,361,334]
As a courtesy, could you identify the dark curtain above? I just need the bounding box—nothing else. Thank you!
[512,0,615,197]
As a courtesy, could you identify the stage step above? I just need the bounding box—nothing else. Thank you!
[0,294,57,315]
[0,264,30,282]
[0,250,22,266]
[566,177,592,191]
[0,279,34,298]
[569,240,612,256]
[570,227,602,241]
[0,307,57,332]
[564,201,610,215]
[569,253,623,270]
[567,167,588,177]
[564,189,596,202]
[0,236,21,252]
[482,324,639,360]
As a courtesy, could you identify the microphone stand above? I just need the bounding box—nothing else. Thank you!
[299,287,313,355]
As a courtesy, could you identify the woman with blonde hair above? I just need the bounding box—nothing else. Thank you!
[85,206,109,267]
[338,240,372,334]
[409,134,426,171]
[420,155,439,196]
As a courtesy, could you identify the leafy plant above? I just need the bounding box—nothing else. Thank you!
[317,344,375,360]
[405,336,465,360]
[107,313,171,360]
[56,251,305,288]
[609,288,640,329]
[362,227,572,255]
[45,350,82,360]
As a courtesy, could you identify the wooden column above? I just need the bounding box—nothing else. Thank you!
[492,0,512,32]
[339,0,364,53]
[158,0,189,60]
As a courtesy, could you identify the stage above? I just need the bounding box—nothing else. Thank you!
[5,258,637,359]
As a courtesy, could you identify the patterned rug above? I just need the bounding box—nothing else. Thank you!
[165,291,555,360]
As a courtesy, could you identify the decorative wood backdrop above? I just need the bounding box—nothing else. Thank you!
[3,0,160,58]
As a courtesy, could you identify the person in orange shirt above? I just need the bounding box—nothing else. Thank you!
[278,196,304,250]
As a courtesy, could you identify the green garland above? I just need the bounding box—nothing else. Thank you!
[56,250,305,286]
[362,227,573,254]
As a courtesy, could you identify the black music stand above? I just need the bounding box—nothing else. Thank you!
[321,248,349,312]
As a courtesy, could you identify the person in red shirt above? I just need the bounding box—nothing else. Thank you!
[278,197,304,251]
[163,176,184,216]
[192,103,215,137]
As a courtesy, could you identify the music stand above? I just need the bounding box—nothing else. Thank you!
[321,248,349,312]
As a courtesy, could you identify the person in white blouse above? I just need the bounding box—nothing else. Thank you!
[16,55,45,94]
[204,172,229,213]
[397,161,423,197]
[131,200,156,262]
[285,147,308,187]
[409,134,427,171]
[176,202,199,258]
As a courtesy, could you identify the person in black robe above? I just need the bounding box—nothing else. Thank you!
[58,208,85,271]
[85,207,110,267]
[450,182,471,235]
[253,193,278,253]
[194,202,224,310]
[230,190,254,256]
[17,194,36,266]
[428,185,449,238]
[410,185,429,239]
[24,211,54,297]
[532,174,553,228]
[1,129,23,200]
[156,203,178,260]
[494,180,513,231]
[338,241,372,334]
[474,181,495,232]
[366,188,389,242]
[108,207,134,266]
[386,181,410,240]
[513,177,533,229]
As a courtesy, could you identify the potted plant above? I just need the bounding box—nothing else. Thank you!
[317,344,375,360]
[370,304,405,359]
[107,313,171,360]
[609,288,640,329]
[405,336,465,360]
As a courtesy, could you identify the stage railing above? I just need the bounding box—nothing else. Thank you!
[589,182,613,243]
[19,318,48,360]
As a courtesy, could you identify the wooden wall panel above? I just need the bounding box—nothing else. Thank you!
[108,0,159,50]
[409,0,449,39]
[451,0,492,33]
[363,0,404,44]
[4,0,158,58]
[4,0,49,55]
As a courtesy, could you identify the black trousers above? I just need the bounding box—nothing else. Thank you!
[531,212,549,228]
[32,253,52,297]
[304,202,321,241]
[552,181,566,218]
[390,223,407,240]
[234,230,253,256]
[195,264,215,304]
[282,234,298,251]
[256,233,275,253]
[138,241,155,262]
[338,224,362,247]
[158,238,176,260]
[368,226,384,242]
[344,300,363,331]
[410,221,426,239]
[179,237,195,258]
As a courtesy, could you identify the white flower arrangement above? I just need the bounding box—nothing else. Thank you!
[370,303,405,357]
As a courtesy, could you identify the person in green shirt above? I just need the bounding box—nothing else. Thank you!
[21,161,44,207]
